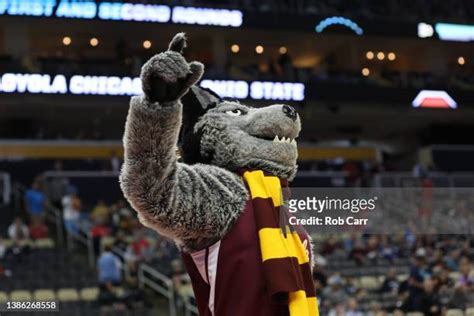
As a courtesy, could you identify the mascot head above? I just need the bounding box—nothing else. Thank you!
[178,39,301,180]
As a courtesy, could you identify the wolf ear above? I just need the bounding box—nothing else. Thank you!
[179,85,221,164]
[181,85,221,123]
[189,86,221,109]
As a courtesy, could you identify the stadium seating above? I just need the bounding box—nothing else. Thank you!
[358,276,380,290]
[33,289,56,301]
[79,287,99,301]
[57,289,80,302]
[0,291,8,303]
[0,239,97,292]
[9,290,32,301]
[446,310,465,316]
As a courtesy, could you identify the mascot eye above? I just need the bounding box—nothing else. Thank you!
[225,109,244,116]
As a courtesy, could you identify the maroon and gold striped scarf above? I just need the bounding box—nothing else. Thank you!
[242,170,319,316]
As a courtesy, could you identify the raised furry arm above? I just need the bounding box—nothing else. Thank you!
[120,34,247,251]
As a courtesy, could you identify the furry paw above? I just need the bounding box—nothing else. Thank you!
[141,33,204,103]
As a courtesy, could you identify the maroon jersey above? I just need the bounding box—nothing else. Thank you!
[182,198,312,316]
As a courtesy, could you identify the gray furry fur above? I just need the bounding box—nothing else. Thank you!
[120,96,248,251]
[120,33,301,251]
[140,33,203,103]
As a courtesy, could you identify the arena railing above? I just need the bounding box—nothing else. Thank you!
[184,295,199,316]
[106,243,177,316]
[372,171,466,193]
[138,263,176,316]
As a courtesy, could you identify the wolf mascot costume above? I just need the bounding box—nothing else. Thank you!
[120,33,319,316]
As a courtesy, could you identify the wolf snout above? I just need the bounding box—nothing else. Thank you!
[282,105,297,121]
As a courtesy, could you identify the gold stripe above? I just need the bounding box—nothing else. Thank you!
[289,290,309,315]
[258,228,309,264]
[243,170,282,207]
[307,297,319,316]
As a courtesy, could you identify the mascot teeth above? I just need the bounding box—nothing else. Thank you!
[272,136,297,146]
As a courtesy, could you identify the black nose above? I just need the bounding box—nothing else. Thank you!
[282,105,297,121]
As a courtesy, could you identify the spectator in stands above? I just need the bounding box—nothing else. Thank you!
[124,230,151,271]
[322,274,348,308]
[379,268,400,295]
[447,257,474,309]
[110,152,121,172]
[97,244,122,286]
[420,278,442,315]
[6,218,31,263]
[378,236,398,261]
[344,298,364,316]
[62,188,82,234]
[112,231,129,253]
[91,199,110,224]
[8,217,29,240]
[111,199,133,233]
[327,302,346,316]
[458,257,473,287]
[28,216,49,240]
[365,235,380,262]
[405,254,430,311]
[91,217,111,256]
[344,276,360,297]
[349,238,367,264]
[24,180,46,219]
